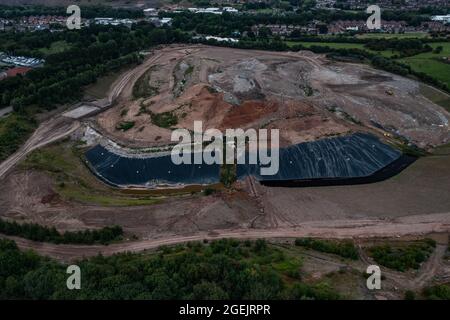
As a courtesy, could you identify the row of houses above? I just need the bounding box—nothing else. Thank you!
[93,18,137,27]
[251,18,450,37]
[0,15,69,32]
[144,6,239,16]
[188,7,239,14]
[336,0,449,10]
[251,24,318,36]
[327,20,408,34]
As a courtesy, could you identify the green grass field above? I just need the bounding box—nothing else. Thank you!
[420,84,450,112]
[356,32,429,39]
[20,141,161,206]
[38,40,71,56]
[398,42,450,89]
[285,41,394,57]
[84,66,129,99]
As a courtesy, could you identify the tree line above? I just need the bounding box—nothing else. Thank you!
[0,5,144,19]
[0,218,123,245]
[0,238,341,299]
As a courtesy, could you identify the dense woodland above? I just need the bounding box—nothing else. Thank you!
[0,238,341,300]
[1,238,448,299]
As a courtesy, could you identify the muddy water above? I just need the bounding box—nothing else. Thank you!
[85,133,402,187]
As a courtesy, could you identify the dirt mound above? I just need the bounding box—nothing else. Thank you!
[96,45,450,148]
[220,100,279,130]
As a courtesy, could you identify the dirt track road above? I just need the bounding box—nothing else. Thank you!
[2,212,449,262]
[107,52,164,103]
[107,46,203,103]
[0,45,160,179]
[0,117,80,179]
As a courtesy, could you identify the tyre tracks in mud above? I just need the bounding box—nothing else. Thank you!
[2,212,449,263]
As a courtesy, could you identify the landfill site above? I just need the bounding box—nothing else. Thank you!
[96,45,449,149]
[0,46,449,296]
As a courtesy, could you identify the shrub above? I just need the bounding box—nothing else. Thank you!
[367,240,435,272]
[116,121,135,131]
[295,238,358,260]
[0,218,123,245]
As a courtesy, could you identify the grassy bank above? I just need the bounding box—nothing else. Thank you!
[19,141,161,206]
[285,41,394,57]
[132,66,159,100]
[39,40,71,56]
[399,42,450,89]
[0,113,36,161]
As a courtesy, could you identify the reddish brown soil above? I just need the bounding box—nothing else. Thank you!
[220,100,279,129]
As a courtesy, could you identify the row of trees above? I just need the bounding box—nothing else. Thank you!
[294,238,359,260]
[365,39,433,58]
[0,218,123,244]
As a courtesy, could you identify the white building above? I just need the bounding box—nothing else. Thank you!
[431,15,450,23]
[204,36,238,43]
[150,17,173,27]
[94,18,135,27]
[143,8,158,17]
[223,7,239,13]
[161,18,173,26]
[196,8,222,15]
[1,55,44,67]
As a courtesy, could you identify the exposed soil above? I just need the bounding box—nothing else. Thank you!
[1,150,449,239]
[0,45,449,287]
[96,45,450,149]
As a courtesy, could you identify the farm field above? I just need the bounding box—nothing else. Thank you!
[285,41,394,57]
[356,32,430,39]
[399,42,450,89]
